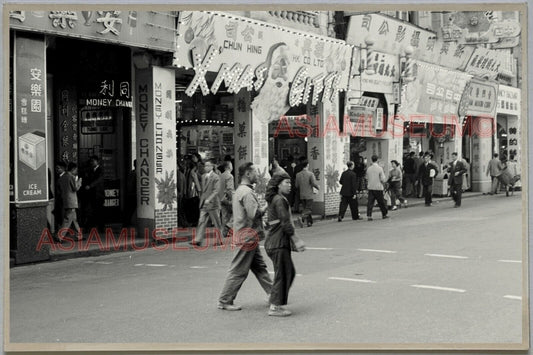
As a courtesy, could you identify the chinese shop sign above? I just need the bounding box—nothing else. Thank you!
[497,85,520,116]
[14,34,48,203]
[79,79,132,108]
[347,13,474,71]
[399,62,471,123]
[464,47,511,81]
[9,10,175,52]
[463,79,498,118]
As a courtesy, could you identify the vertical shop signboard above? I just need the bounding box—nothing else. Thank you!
[14,34,48,203]
[152,67,177,212]
[135,69,155,220]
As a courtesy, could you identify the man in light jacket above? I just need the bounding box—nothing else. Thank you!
[365,155,388,221]
[295,160,319,227]
[486,153,503,195]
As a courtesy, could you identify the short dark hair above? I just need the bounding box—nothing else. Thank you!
[419,151,424,157]
[301,159,309,167]
[371,155,378,162]
[494,153,499,158]
[391,160,399,166]
[67,162,77,171]
[409,152,415,157]
[238,162,255,179]
[424,152,432,158]
[346,161,354,168]
[452,152,458,157]
[221,161,232,170]
[510,154,515,160]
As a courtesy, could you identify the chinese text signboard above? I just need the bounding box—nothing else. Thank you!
[347,13,474,71]
[9,10,175,52]
[399,62,471,123]
[14,34,48,203]
[464,79,498,118]
[80,78,133,108]
[465,47,511,81]
[497,85,520,116]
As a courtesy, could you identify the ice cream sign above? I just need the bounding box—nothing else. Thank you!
[175,11,353,108]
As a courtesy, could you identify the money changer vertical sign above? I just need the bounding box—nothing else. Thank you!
[135,67,177,231]
[14,34,48,203]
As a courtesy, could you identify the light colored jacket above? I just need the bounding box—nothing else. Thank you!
[199,171,221,210]
[59,172,82,209]
[486,158,503,177]
[366,163,386,191]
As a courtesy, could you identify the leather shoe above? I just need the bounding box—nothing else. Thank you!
[337,218,342,222]
[382,215,389,219]
[218,303,242,311]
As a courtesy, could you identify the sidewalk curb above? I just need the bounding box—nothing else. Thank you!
[40,191,490,263]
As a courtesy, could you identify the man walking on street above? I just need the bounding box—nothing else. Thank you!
[338,161,360,221]
[403,152,417,197]
[486,153,503,195]
[295,160,319,227]
[447,152,467,207]
[365,155,388,221]
[418,152,439,206]
[218,161,235,239]
[193,160,222,247]
[217,162,273,311]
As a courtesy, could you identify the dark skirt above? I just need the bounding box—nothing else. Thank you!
[266,247,295,306]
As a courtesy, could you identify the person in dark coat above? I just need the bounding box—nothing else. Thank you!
[418,152,440,206]
[265,172,304,317]
[83,155,105,231]
[446,152,467,207]
[292,156,306,213]
[337,161,360,221]
[54,161,67,232]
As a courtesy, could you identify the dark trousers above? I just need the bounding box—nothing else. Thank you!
[367,190,388,218]
[338,195,359,220]
[218,246,273,305]
[301,198,314,223]
[293,188,300,213]
[450,183,463,206]
[389,181,406,208]
[266,248,295,306]
[423,184,433,205]
[85,197,104,231]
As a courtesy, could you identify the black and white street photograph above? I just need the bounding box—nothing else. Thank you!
[3,3,529,352]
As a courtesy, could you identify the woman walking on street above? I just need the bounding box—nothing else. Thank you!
[388,160,407,210]
[265,172,303,317]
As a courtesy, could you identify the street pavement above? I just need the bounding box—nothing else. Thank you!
[8,192,524,347]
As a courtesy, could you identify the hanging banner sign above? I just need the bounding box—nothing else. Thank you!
[175,11,353,121]
[14,34,48,203]
[9,10,175,52]
[491,36,520,49]
[464,47,511,80]
[347,13,474,71]
[398,61,471,123]
[361,51,400,93]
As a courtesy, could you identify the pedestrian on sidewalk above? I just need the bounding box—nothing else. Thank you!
[414,151,424,198]
[82,155,105,232]
[292,156,306,213]
[403,152,417,197]
[365,155,388,221]
[295,160,319,227]
[217,162,272,311]
[338,161,360,221]
[265,172,303,317]
[53,161,67,233]
[58,162,83,241]
[486,153,503,195]
[218,160,235,239]
[388,160,407,210]
[193,160,222,247]
[446,152,467,207]
[418,152,439,206]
